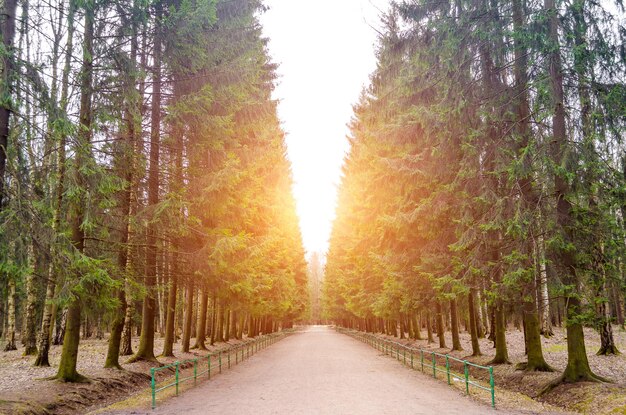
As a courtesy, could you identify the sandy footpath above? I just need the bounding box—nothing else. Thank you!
[152,325,511,415]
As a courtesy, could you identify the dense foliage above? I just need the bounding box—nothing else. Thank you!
[324,0,626,387]
[0,0,307,380]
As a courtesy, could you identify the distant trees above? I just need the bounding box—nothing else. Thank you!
[324,0,626,389]
[307,252,324,324]
[0,0,307,380]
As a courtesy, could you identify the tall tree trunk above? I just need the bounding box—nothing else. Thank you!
[130,1,162,363]
[542,0,601,387]
[0,0,17,208]
[224,308,231,342]
[426,311,434,343]
[210,297,217,345]
[450,299,462,351]
[413,314,422,340]
[436,302,446,348]
[161,248,177,356]
[182,281,194,352]
[23,244,38,355]
[105,6,140,367]
[192,288,208,350]
[3,278,16,351]
[468,289,482,356]
[55,0,94,381]
[537,235,553,337]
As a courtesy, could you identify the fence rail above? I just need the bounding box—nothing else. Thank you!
[336,327,495,408]
[150,332,286,409]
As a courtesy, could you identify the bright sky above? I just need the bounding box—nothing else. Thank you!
[261,0,390,255]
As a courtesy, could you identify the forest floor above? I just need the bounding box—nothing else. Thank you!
[1,325,624,414]
[369,324,626,415]
[0,333,259,415]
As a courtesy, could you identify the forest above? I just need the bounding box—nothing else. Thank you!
[324,0,626,391]
[0,0,307,383]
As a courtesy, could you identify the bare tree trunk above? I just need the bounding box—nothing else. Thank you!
[542,0,600,386]
[55,0,93,381]
[537,235,553,337]
[130,0,162,363]
[450,299,462,351]
[426,311,434,343]
[0,0,18,208]
[468,289,482,356]
[436,302,446,348]
[182,281,194,352]
[23,244,38,355]
[192,288,208,350]
[3,279,16,351]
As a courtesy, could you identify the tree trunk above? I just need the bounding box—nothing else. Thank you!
[55,0,94,381]
[23,244,38,356]
[54,308,66,345]
[182,281,194,352]
[56,301,83,381]
[120,299,133,356]
[468,289,482,356]
[3,279,16,351]
[537,235,553,337]
[413,314,422,340]
[192,288,208,350]
[162,249,178,356]
[475,291,485,338]
[224,308,231,342]
[426,311,434,343]
[34,0,75,366]
[450,299,462,351]
[543,0,600,386]
[230,310,237,340]
[130,0,162,364]
[596,260,619,355]
[0,0,18,208]
[436,302,446,348]
[519,305,553,371]
[489,303,509,364]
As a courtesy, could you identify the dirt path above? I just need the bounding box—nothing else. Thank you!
[151,326,509,415]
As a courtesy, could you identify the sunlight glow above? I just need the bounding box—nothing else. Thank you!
[261,0,390,255]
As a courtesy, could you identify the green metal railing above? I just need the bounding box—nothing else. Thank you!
[337,328,496,408]
[150,332,285,409]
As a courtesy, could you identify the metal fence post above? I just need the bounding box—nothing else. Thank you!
[445,355,450,385]
[420,350,424,372]
[194,358,198,384]
[219,351,222,373]
[175,362,180,396]
[410,351,413,369]
[464,361,469,394]
[228,350,231,368]
[208,354,211,379]
[151,368,156,409]
[489,366,495,407]
[432,353,436,378]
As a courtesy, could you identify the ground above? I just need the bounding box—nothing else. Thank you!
[1,325,625,414]
[371,324,626,414]
[0,334,254,414]
[97,326,528,415]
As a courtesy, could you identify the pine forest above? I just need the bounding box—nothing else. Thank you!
[1,0,626,413]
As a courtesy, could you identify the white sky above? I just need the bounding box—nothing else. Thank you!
[260,0,390,255]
